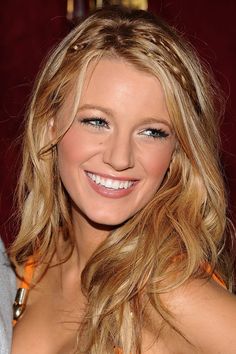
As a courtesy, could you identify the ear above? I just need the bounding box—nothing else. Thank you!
[48,118,56,141]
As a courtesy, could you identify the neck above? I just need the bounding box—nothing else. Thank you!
[71,207,113,271]
[53,207,116,298]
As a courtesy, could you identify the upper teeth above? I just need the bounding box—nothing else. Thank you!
[87,173,134,190]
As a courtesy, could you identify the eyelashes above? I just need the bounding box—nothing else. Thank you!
[80,117,109,129]
[139,128,169,139]
[79,117,170,139]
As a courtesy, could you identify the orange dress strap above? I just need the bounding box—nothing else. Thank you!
[173,255,227,289]
[13,257,35,325]
[19,257,34,289]
[204,263,226,289]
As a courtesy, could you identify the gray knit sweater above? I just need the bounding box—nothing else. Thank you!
[0,239,16,354]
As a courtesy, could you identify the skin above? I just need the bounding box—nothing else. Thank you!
[55,57,176,268]
[11,58,236,354]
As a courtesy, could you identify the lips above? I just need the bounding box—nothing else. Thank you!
[85,171,139,198]
[86,172,135,190]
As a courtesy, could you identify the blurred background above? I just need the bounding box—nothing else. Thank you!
[0,0,235,262]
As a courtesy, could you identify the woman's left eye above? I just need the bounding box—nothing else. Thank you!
[80,117,109,129]
[140,128,169,139]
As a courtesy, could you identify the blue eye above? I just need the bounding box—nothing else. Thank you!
[80,117,109,129]
[141,128,169,139]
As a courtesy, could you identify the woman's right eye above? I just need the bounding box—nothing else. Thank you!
[80,117,109,129]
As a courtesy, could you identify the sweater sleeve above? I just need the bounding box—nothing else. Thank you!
[0,239,16,354]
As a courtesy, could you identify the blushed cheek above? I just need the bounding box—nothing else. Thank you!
[144,150,173,181]
[57,128,99,166]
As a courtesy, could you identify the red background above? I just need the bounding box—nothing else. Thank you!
[1,1,235,254]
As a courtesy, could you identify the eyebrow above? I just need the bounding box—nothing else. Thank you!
[77,104,172,131]
[78,104,114,116]
[139,117,173,131]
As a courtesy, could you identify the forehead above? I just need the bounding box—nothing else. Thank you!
[77,57,171,122]
[82,57,162,97]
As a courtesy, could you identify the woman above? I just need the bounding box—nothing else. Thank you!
[10,5,236,354]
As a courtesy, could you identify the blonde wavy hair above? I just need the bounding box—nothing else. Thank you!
[10,5,234,354]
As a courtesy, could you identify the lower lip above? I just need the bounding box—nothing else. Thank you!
[85,173,138,199]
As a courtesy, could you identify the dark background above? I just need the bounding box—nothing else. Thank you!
[1,1,235,259]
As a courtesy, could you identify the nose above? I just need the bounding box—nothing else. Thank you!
[103,132,134,171]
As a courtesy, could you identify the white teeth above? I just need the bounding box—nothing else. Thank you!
[106,179,113,188]
[124,181,129,189]
[87,173,134,190]
[113,181,120,190]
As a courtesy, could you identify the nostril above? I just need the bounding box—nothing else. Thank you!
[102,137,134,171]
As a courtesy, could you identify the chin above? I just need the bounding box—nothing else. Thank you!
[88,212,131,227]
[72,200,133,228]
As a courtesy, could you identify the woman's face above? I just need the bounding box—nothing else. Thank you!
[55,58,176,226]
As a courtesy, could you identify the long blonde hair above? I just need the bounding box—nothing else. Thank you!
[10,5,234,353]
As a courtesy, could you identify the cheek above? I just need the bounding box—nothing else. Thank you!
[142,146,174,181]
[57,128,98,167]
[57,136,79,166]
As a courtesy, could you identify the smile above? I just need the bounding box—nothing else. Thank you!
[86,172,135,190]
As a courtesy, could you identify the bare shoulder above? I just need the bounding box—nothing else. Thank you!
[160,277,236,354]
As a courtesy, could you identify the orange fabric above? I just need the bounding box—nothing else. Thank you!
[204,263,226,289]
[13,257,34,326]
[20,257,34,289]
